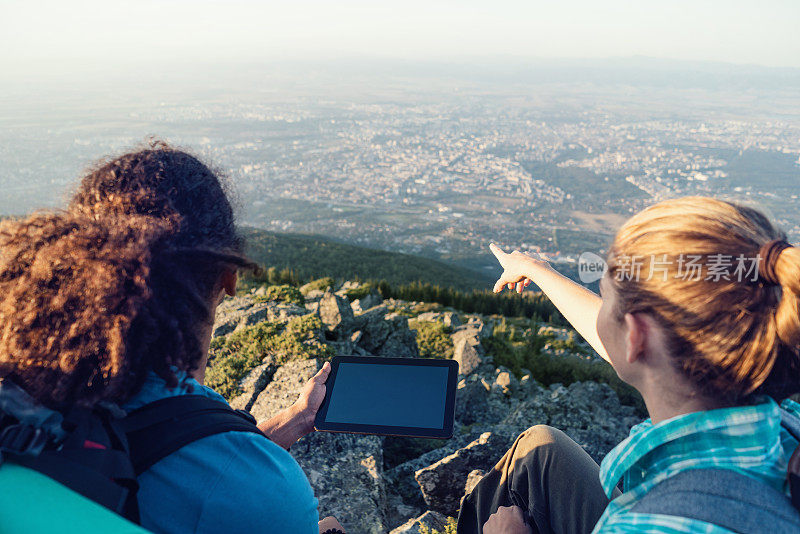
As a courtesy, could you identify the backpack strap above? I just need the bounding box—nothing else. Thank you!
[1,403,141,522]
[122,395,264,476]
[630,468,800,533]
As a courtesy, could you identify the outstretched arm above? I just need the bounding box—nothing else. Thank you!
[490,243,610,364]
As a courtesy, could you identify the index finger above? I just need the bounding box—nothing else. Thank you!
[489,243,506,261]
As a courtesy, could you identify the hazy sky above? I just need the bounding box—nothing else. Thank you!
[2,0,799,73]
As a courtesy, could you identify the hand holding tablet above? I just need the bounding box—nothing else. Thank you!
[314,356,459,439]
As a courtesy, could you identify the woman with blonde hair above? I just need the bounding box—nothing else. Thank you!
[460,196,800,533]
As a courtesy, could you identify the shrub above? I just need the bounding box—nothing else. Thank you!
[254,284,305,306]
[344,282,373,301]
[485,325,646,417]
[408,320,454,359]
[206,315,334,399]
[301,277,335,294]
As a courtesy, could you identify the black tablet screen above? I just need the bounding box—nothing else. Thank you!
[324,362,449,428]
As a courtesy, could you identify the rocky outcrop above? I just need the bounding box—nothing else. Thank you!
[293,432,388,534]
[213,296,307,337]
[212,282,639,533]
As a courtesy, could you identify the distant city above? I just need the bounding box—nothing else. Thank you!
[2,60,799,276]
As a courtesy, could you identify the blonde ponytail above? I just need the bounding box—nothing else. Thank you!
[771,245,800,349]
[606,197,800,402]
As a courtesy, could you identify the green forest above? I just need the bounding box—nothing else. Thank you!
[240,227,493,291]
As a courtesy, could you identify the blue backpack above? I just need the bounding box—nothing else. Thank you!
[0,380,262,524]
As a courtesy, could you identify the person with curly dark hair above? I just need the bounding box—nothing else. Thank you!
[0,142,344,534]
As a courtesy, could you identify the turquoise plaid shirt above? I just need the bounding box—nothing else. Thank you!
[591,397,800,533]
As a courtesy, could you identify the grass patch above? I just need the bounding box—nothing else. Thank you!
[206,315,334,399]
[408,320,454,359]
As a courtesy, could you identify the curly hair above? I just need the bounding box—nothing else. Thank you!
[0,142,257,408]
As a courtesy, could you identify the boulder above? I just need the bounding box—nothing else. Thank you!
[293,432,388,534]
[378,313,419,358]
[454,378,491,425]
[354,305,392,352]
[317,290,355,336]
[389,511,450,534]
[248,358,320,421]
[414,432,509,516]
[451,329,484,375]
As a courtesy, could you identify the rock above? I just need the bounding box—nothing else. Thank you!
[416,311,441,323]
[451,329,484,375]
[384,491,423,532]
[212,296,274,337]
[495,371,512,389]
[304,289,325,301]
[466,317,493,338]
[464,469,485,496]
[317,290,355,336]
[254,285,268,296]
[229,361,278,411]
[248,359,320,421]
[415,432,509,516]
[389,511,449,534]
[354,305,392,352]
[293,432,388,534]
[212,295,310,337]
[442,312,461,329]
[351,292,383,313]
[377,314,419,358]
[454,378,490,425]
[246,353,389,534]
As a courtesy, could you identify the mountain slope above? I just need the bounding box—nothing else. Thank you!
[240,227,494,291]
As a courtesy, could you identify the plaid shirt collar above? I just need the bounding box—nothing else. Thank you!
[598,396,786,499]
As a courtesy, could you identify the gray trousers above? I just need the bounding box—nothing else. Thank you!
[457,425,621,534]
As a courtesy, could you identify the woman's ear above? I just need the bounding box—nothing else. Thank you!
[221,268,238,297]
[623,312,647,365]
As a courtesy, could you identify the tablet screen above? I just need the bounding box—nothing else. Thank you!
[325,362,449,428]
[315,356,458,438]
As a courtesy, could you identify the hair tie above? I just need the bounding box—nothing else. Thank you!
[758,239,792,285]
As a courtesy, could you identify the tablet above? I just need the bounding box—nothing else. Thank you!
[314,356,459,439]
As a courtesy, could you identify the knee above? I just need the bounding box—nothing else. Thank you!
[515,425,571,456]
